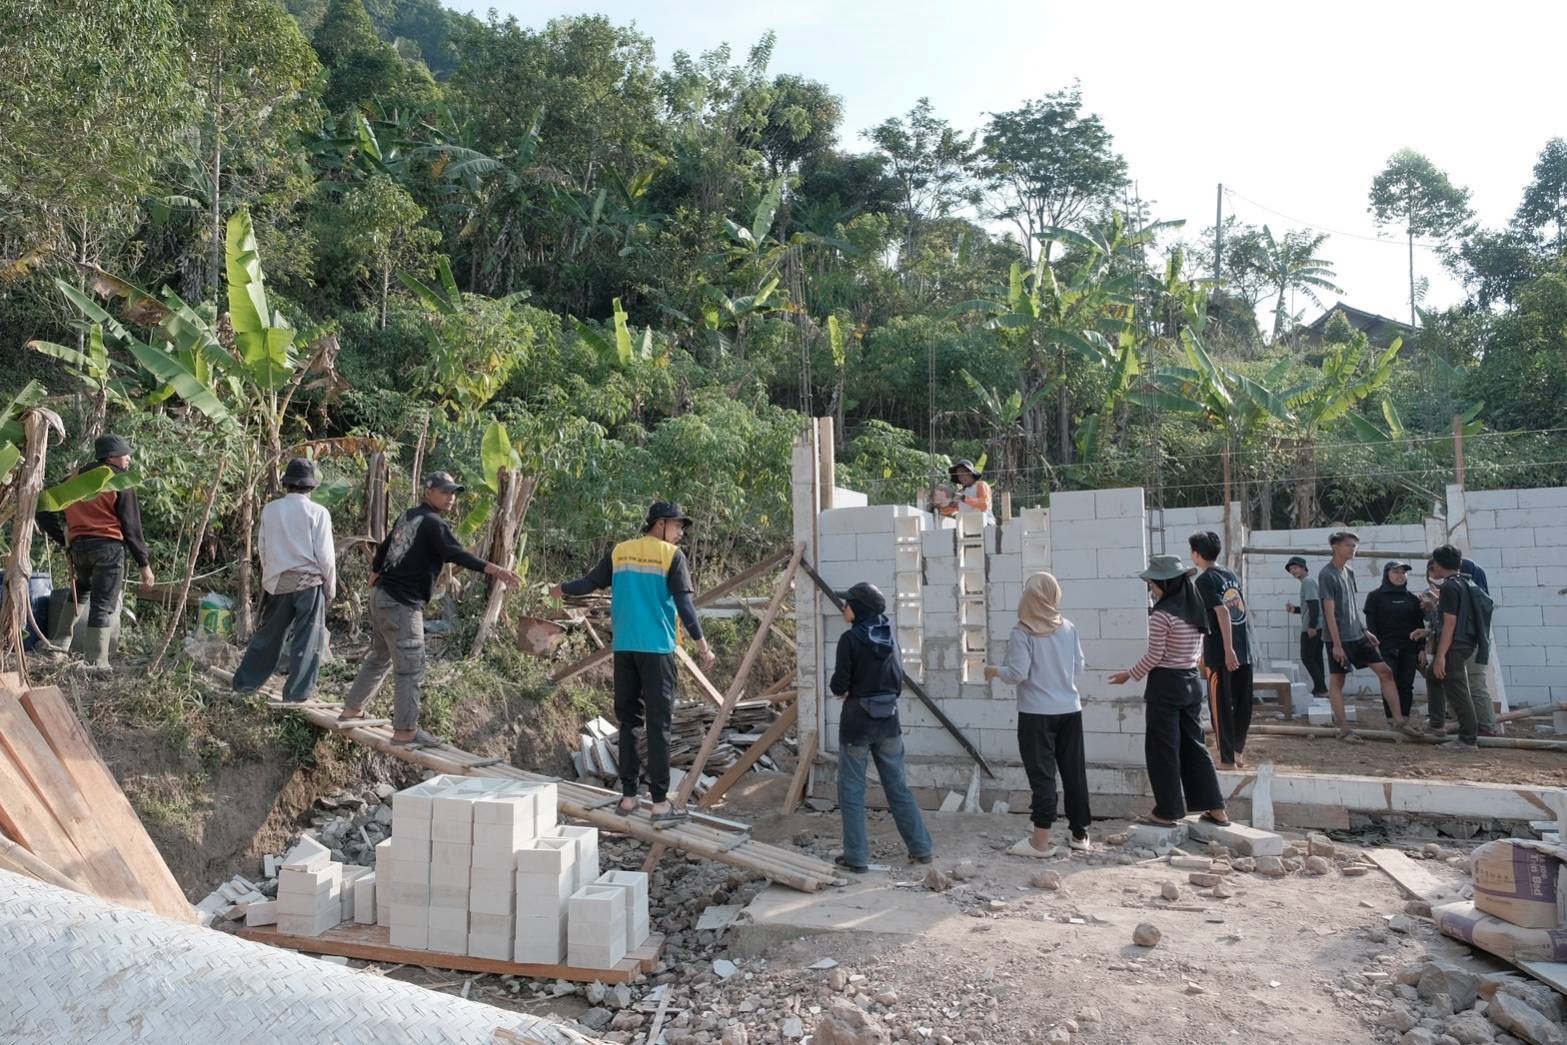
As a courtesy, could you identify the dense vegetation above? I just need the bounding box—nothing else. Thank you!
[5,0,1567,592]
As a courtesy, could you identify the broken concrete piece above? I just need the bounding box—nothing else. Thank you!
[1418,962,1480,1012]
[1487,989,1565,1045]
[244,899,278,927]
[938,792,964,813]
[712,959,739,979]
[1255,856,1286,877]
[1126,822,1187,849]
[1160,882,1180,901]
[282,836,331,872]
[1189,872,1220,888]
[1303,855,1332,876]
[1169,855,1212,872]
[1030,870,1062,891]
[1181,816,1285,857]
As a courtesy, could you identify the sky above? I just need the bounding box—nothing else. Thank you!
[466,0,1566,326]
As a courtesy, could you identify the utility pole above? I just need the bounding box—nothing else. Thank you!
[1214,183,1224,283]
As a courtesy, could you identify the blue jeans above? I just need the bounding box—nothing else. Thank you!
[838,733,933,867]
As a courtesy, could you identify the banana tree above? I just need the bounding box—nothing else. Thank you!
[958,367,1051,482]
[27,305,138,436]
[1344,397,1483,509]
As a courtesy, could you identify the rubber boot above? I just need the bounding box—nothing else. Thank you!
[81,626,113,673]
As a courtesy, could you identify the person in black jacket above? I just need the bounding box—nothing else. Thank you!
[829,582,933,873]
[1362,561,1426,724]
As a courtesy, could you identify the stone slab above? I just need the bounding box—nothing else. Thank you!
[1181,815,1285,857]
[729,880,958,958]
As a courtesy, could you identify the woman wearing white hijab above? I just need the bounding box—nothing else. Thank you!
[985,572,1093,857]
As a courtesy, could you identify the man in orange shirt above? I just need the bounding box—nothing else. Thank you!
[37,434,154,671]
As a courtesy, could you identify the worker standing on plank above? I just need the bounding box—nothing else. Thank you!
[337,472,520,745]
[232,458,336,703]
[550,501,715,827]
[36,433,154,672]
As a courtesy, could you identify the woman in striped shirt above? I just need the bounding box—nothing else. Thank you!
[1110,555,1231,828]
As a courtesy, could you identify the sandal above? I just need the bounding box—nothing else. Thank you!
[1133,814,1179,828]
[650,806,690,829]
[1339,731,1364,745]
[390,728,441,748]
[1199,812,1231,827]
[1008,838,1064,859]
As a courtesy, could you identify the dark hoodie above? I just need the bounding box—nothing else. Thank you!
[1363,564,1425,652]
[1151,572,1211,634]
[830,598,904,744]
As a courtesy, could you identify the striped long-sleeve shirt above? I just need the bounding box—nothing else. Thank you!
[1129,610,1203,680]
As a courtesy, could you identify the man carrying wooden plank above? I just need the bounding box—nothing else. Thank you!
[551,502,715,827]
[337,472,520,744]
[232,458,336,703]
[35,434,154,672]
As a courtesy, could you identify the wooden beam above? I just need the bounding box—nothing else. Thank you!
[781,731,816,815]
[674,647,726,707]
[1365,847,1463,903]
[797,557,996,778]
[19,686,195,921]
[0,830,87,894]
[700,701,799,809]
[550,547,793,684]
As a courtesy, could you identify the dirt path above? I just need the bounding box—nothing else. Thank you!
[1240,732,1565,786]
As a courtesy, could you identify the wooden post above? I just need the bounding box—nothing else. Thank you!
[816,417,835,510]
[470,469,537,658]
[1,409,59,680]
[1220,437,1235,570]
[643,545,804,872]
[1452,414,1465,489]
[781,732,816,814]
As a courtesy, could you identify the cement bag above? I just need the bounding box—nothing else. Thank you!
[197,592,234,640]
[1434,900,1567,962]
[1470,838,1567,929]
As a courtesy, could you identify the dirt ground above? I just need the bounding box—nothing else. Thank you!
[1242,692,1565,786]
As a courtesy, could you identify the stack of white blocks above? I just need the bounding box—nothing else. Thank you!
[276,836,343,937]
[378,774,643,969]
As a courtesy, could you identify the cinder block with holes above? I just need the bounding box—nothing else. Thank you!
[594,869,651,950]
[549,825,600,891]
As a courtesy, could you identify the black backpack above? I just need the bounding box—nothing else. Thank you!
[1453,576,1495,663]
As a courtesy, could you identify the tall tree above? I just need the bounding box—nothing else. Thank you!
[1514,137,1567,257]
[1368,149,1473,327]
[1260,226,1343,340]
[755,74,842,179]
[977,84,1128,261]
[175,0,320,294]
[866,99,975,266]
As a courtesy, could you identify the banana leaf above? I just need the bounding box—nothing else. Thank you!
[38,466,138,513]
[127,341,231,423]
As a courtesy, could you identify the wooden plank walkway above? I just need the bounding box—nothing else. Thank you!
[251,691,842,893]
[238,923,664,985]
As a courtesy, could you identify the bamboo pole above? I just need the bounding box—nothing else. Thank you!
[1243,546,1430,560]
[148,456,226,675]
[1248,723,1567,752]
[1492,701,1566,725]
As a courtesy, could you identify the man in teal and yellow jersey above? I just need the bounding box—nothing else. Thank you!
[553,501,714,826]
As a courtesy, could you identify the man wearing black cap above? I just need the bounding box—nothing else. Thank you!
[232,458,336,702]
[37,433,154,671]
[1283,556,1328,699]
[339,472,521,744]
[551,502,714,825]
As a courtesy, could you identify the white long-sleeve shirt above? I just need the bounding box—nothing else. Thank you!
[993,621,1085,715]
[257,493,336,600]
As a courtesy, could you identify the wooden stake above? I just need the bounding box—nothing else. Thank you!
[673,648,725,707]
[149,456,226,675]
[781,731,816,814]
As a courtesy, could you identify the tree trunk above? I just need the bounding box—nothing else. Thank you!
[379,263,389,330]
[234,484,255,642]
[1290,438,1319,529]
[1057,347,1071,465]
[1407,227,1417,328]
[209,47,223,296]
[469,469,537,658]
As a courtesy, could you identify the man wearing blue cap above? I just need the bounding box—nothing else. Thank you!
[552,502,714,826]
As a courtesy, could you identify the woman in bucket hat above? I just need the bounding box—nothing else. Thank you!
[1109,555,1230,828]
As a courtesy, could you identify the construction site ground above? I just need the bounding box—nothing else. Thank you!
[270,769,1533,1045]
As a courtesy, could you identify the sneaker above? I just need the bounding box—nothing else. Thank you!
[1069,834,1092,852]
[833,855,868,873]
[908,853,934,865]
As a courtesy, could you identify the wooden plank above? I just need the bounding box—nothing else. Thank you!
[237,922,663,984]
[781,731,817,815]
[0,694,152,911]
[20,686,195,922]
[0,736,82,881]
[701,702,799,809]
[1365,847,1463,903]
[674,648,726,707]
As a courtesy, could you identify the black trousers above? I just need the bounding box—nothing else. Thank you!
[1206,662,1254,765]
[233,587,326,703]
[1144,668,1225,821]
[1381,645,1418,720]
[613,650,678,803]
[70,538,125,628]
[1300,631,1328,696]
[1016,711,1092,836]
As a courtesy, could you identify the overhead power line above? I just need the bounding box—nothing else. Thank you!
[1222,187,1450,251]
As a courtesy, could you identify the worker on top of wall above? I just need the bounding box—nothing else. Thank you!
[944,460,992,522]
[36,433,155,672]
[551,501,715,827]
[1283,556,1329,700]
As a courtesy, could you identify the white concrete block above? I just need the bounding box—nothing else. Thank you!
[550,826,599,889]
[595,870,650,949]
[428,925,467,955]
[430,861,471,889]
[467,932,513,961]
[353,873,376,924]
[389,923,428,950]
[819,533,859,562]
[430,883,468,908]
[277,910,341,937]
[818,505,899,535]
[387,881,429,906]
[373,837,393,867]
[281,836,330,872]
[1048,491,1096,522]
[472,795,534,831]
[389,903,427,929]
[430,842,472,868]
[568,939,627,971]
[1094,487,1144,519]
[514,918,567,965]
[391,814,431,843]
[431,817,473,846]
[340,865,372,919]
[244,899,278,927]
[390,857,428,885]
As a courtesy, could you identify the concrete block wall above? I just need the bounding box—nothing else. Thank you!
[1453,483,1567,706]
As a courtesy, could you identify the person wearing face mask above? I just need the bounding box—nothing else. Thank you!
[1108,555,1230,829]
[829,581,933,873]
[1362,561,1427,727]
